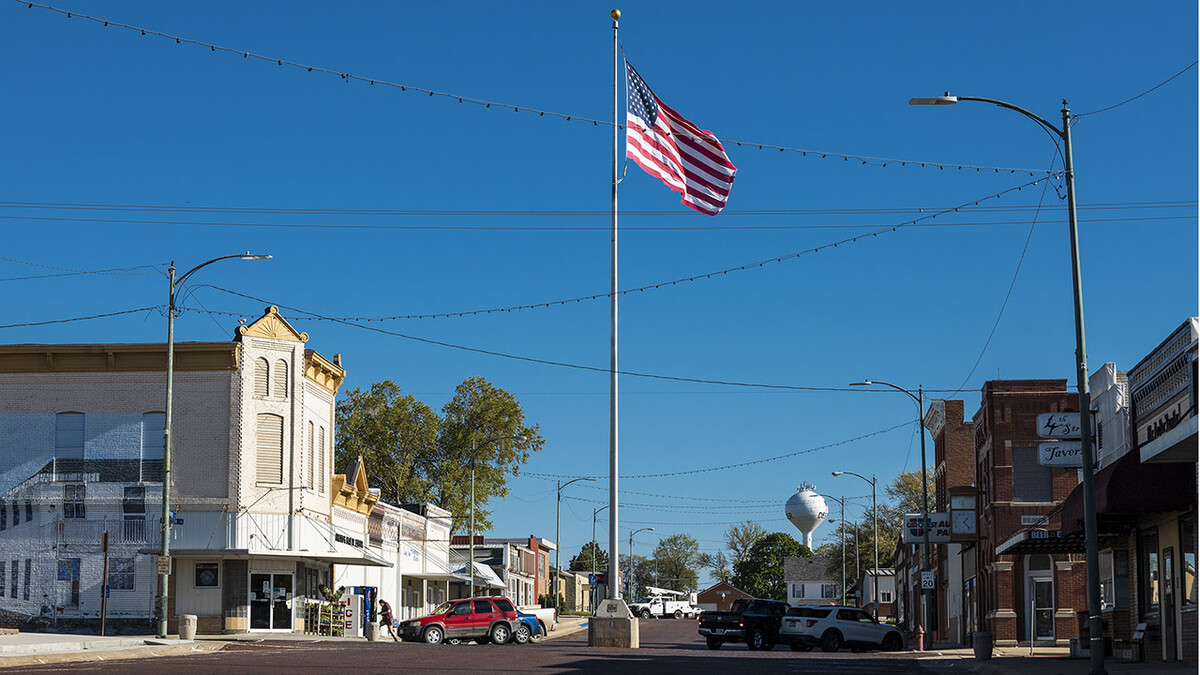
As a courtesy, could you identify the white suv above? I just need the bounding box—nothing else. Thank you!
[778,606,904,653]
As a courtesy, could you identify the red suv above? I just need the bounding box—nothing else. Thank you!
[399,597,520,645]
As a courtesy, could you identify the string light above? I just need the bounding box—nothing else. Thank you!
[15,0,1057,176]
[188,175,1059,321]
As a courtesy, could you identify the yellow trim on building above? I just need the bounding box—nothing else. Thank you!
[330,456,379,516]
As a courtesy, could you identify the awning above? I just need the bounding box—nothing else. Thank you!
[1060,448,1196,536]
[451,561,506,589]
[995,530,1122,556]
[405,571,469,582]
[142,547,392,567]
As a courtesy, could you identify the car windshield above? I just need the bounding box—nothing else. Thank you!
[636,597,653,604]
[430,601,453,615]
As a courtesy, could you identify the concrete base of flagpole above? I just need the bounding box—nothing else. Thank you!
[588,599,639,648]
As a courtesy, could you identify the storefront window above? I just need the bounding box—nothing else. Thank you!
[1141,529,1160,614]
[1182,517,1196,607]
[1099,551,1115,611]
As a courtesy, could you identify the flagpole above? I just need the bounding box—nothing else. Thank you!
[607,7,621,604]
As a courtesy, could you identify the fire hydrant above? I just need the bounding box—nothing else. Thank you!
[914,624,925,651]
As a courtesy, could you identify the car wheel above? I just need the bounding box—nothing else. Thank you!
[706,638,722,650]
[673,609,683,619]
[748,628,766,651]
[513,624,531,645]
[538,620,548,636]
[423,626,444,645]
[820,630,841,653]
[640,609,652,619]
[882,632,903,652]
[790,644,812,652]
[490,623,511,645]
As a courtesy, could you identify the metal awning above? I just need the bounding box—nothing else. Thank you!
[450,561,506,589]
[143,547,392,568]
[404,570,469,582]
[995,530,1121,556]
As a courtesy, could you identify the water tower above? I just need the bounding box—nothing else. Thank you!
[785,483,828,549]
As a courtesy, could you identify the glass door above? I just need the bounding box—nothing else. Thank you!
[250,572,294,631]
[1032,578,1055,641]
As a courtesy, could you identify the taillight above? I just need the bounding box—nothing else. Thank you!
[738,617,745,627]
[806,620,818,628]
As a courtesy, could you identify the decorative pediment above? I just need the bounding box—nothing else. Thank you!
[331,455,379,516]
[237,306,309,342]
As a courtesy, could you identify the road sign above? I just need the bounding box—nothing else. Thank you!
[156,555,170,575]
[921,571,935,590]
[1038,440,1084,467]
[1037,412,1081,439]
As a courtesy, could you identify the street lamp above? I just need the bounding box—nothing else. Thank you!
[555,477,595,614]
[592,505,609,611]
[825,496,849,606]
[468,434,526,599]
[627,527,654,599]
[911,93,1104,675]
[833,471,878,621]
[851,379,932,645]
[157,253,271,639]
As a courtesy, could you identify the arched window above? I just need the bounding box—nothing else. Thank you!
[307,421,315,490]
[1028,553,1052,571]
[256,414,284,484]
[254,358,270,397]
[54,412,85,460]
[273,359,288,399]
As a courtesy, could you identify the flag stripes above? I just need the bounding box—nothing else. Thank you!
[624,60,736,215]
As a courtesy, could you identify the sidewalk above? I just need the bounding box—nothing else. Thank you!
[917,645,1196,675]
[0,633,223,668]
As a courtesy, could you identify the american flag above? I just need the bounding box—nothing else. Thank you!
[624,60,737,215]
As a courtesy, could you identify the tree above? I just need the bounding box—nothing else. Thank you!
[650,534,703,592]
[724,520,768,566]
[731,532,811,601]
[699,551,732,584]
[569,540,609,574]
[335,376,544,532]
[618,553,653,598]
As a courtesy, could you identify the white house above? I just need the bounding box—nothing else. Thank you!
[860,568,896,620]
[0,307,390,634]
[783,556,842,606]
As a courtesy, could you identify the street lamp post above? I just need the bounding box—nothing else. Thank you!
[910,93,1104,675]
[157,253,270,639]
[851,380,932,645]
[825,495,848,606]
[627,527,653,599]
[592,505,609,611]
[469,434,525,599]
[833,471,877,621]
[555,477,595,614]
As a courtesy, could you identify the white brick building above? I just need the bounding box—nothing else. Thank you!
[0,307,395,634]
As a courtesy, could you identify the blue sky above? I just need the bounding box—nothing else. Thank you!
[2,1,1196,585]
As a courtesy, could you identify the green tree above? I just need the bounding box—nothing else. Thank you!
[724,520,768,566]
[569,540,609,574]
[699,551,732,583]
[335,376,544,532]
[731,532,811,600]
[650,534,703,592]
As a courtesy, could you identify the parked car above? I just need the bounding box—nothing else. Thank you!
[696,597,790,650]
[513,610,543,645]
[777,605,904,653]
[399,597,520,645]
[520,606,557,634]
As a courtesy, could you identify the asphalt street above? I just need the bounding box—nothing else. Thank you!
[1,619,939,674]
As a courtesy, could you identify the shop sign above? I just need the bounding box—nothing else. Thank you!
[1037,412,1081,439]
[1038,440,1083,467]
[1029,530,1061,540]
[902,513,950,543]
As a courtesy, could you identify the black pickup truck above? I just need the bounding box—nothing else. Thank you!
[696,597,789,650]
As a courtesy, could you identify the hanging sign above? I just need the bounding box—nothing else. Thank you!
[1037,413,1081,439]
[1038,440,1083,467]
[902,513,950,543]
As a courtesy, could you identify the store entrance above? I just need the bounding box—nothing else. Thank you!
[250,572,294,631]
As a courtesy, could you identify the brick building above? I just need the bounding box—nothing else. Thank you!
[971,379,1088,647]
[0,307,392,634]
[696,580,752,612]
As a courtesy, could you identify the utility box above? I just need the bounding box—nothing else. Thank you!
[588,598,639,648]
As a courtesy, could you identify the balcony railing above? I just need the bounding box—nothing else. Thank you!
[58,516,161,546]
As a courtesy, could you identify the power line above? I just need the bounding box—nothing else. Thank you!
[0,306,161,330]
[15,0,1056,176]
[525,420,912,480]
[1076,60,1199,118]
[0,255,164,282]
[186,176,1059,322]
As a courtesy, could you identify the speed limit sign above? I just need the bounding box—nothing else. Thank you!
[921,571,936,590]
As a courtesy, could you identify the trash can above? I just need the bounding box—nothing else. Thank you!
[178,614,198,641]
[972,631,993,660]
[365,621,380,642]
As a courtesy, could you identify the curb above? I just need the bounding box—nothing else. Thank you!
[0,640,227,668]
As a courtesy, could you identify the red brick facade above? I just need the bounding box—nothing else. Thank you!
[972,379,1089,647]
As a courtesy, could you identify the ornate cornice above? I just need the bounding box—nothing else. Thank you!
[0,343,238,373]
[330,456,379,516]
[305,350,345,395]
[237,306,309,342]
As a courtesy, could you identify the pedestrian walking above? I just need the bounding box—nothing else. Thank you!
[378,598,399,641]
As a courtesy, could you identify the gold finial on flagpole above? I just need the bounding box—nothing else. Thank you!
[611,9,620,20]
